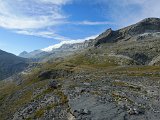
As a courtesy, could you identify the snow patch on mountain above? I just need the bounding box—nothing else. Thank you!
[41,34,98,52]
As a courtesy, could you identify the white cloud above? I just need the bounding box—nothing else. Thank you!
[0,15,65,30]
[0,0,108,41]
[95,0,160,27]
[42,34,98,52]
[38,0,72,5]
[16,30,72,41]
[42,40,82,51]
[0,0,77,41]
[0,0,70,37]
[75,21,114,25]
[0,0,69,29]
[118,0,160,25]
[115,0,146,6]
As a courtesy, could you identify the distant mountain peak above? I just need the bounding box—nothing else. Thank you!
[19,51,28,55]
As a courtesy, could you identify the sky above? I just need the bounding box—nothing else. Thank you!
[0,0,160,55]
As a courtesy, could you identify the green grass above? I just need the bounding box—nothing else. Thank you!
[0,82,33,120]
[107,66,160,77]
[67,53,117,68]
[34,109,45,118]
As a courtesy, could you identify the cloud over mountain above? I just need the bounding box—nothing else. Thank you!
[42,34,98,52]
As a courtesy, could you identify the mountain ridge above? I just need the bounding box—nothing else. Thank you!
[0,49,29,80]
[95,17,160,46]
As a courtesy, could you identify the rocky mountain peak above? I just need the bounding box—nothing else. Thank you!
[126,17,160,35]
[95,18,160,46]
[96,28,113,40]
[140,17,160,24]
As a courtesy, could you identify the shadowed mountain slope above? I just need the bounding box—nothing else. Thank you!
[0,50,29,80]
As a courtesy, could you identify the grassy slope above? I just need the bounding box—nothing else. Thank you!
[0,48,160,119]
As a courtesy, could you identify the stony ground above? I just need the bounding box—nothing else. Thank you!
[63,67,160,120]
[1,65,160,120]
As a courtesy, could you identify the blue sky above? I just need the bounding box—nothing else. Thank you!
[0,0,159,55]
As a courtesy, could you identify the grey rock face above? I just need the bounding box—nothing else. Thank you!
[68,94,123,120]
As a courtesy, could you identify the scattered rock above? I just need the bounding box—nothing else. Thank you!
[48,80,59,89]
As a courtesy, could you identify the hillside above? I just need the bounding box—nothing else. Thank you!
[19,18,160,65]
[93,18,160,65]
[1,18,160,120]
[0,50,29,80]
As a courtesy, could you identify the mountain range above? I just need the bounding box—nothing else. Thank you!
[19,18,160,65]
[1,18,160,120]
[19,38,95,62]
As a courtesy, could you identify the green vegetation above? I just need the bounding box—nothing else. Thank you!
[34,109,45,118]
[108,66,160,77]
[0,82,33,119]
[67,53,117,68]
